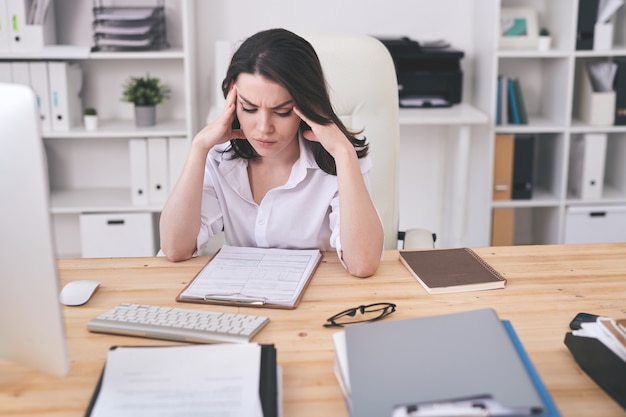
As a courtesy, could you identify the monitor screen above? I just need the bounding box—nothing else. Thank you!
[0,83,70,376]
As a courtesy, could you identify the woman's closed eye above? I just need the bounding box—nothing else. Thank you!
[241,106,292,118]
[275,109,293,117]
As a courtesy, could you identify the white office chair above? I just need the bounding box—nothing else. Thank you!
[305,34,434,250]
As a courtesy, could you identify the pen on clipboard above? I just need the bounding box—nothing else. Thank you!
[203,293,267,305]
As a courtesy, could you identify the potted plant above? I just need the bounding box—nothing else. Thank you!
[121,74,170,127]
[538,28,552,51]
[83,107,98,131]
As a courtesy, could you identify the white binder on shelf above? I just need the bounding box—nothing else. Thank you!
[128,138,149,206]
[6,0,56,51]
[0,0,10,52]
[167,136,188,193]
[9,62,30,85]
[568,133,607,200]
[147,137,168,205]
[48,61,82,131]
[29,61,52,132]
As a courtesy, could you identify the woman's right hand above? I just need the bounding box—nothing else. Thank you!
[192,85,246,151]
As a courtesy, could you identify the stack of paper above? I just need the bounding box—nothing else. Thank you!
[333,309,560,417]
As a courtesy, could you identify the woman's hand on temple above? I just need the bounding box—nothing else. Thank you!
[293,106,352,157]
[193,85,246,151]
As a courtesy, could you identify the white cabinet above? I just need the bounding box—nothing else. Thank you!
[488,0,626,245]
[1,0,197,257]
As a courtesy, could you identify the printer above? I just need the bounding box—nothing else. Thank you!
[377,37,464,108]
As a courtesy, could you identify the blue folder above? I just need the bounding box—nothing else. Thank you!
[503,320,561,417]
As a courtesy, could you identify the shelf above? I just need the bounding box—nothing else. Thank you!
[570,120,626,133]
[491,189,562,209]
[494,119,566,134]
[50,188,163,214]
[399,103,488,125]
[43,119,187,139]
[89,49,185,60]
[497,49,570,58]
[574,47,626,58]
[0,47,185,61]
[0,45,91,60]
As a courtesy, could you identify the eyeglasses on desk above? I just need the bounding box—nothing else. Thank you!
[323,302,396,328]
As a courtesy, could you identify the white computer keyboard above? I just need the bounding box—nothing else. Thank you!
[87,303,270,344]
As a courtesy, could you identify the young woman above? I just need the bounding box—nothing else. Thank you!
[159,28,384,277]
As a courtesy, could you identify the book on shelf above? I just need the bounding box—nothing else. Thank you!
[497,75,508,125]
[398,248,506,294]
[493,133,515,200]
[512,134,535,200]
[496,76,528,126]
[492,207,515,246]
[514,78,528,124]
[333,308,560,417]
[508,78,521,124]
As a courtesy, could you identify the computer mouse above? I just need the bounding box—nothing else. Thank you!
[59,280,101,306]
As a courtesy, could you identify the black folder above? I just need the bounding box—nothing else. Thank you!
[564,332,626,411]
[614,58,626,125]
[512,134,535,200]
[85,344,278,417]
[576,0,599,50]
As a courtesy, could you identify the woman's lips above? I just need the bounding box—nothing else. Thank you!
[253,138,275,147]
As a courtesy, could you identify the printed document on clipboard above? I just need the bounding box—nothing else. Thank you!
[177,245,322,309]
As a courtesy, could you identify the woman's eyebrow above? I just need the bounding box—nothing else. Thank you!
[238,94,293,110]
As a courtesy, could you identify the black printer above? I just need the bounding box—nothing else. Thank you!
[377,37,464,108]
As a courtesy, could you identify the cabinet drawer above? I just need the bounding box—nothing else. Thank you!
[80,212,157,257]
[564,206,626,244]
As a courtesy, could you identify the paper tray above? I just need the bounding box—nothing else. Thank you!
[564,332,626,411]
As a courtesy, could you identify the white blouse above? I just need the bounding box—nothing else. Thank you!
[196,134,373,259]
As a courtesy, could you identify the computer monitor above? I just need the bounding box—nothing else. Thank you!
[0,83,70,376]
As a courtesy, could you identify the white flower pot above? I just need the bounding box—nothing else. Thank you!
[84,115,98,131]
[537,36,552,52]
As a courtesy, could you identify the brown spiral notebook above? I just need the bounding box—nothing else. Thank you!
[399,248,506,294]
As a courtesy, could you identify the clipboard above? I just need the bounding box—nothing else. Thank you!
[176,245,323,309]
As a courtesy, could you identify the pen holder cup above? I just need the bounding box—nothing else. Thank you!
[594,23,614,51]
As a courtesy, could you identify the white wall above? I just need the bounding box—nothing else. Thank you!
[193,0,487,244]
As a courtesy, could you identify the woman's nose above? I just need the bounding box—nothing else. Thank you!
[256,111,274,134]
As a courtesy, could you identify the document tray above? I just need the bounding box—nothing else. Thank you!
[564,332,626,411]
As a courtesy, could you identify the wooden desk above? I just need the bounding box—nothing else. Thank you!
[1,244,625,416]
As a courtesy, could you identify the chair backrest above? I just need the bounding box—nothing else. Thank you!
[305,34,400,249]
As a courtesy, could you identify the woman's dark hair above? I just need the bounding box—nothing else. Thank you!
[221,28,368,175]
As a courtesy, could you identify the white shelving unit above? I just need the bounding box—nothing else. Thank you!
[488,0,626,245]
[1,0,197,257]
[4,0,623,255]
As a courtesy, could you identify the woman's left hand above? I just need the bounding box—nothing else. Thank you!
[293,106,351,157]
